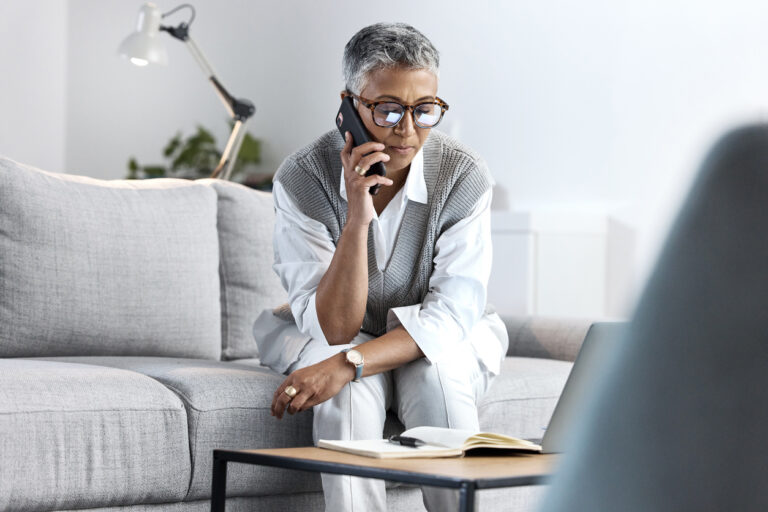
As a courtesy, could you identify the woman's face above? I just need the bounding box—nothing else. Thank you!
[357,67,439,174]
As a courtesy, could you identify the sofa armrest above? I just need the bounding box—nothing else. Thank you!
[501,315,596,362]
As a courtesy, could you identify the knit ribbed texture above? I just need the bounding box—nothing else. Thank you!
[274,129,492,336]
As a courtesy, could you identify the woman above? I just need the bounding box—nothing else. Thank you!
[264,22,508,511]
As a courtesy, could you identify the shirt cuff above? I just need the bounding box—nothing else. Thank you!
[295,293,329,345]
[387,305,462,364]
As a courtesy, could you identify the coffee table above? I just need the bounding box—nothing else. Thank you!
[210,447,557,512]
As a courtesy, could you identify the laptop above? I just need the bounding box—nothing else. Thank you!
[539,322,626,454]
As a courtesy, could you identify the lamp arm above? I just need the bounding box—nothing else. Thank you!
[158,28,256,122]
[183,36,235,117]
[211,118,249,180]
[159,18,256,180]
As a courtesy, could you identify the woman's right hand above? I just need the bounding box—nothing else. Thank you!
[340,132,393,228]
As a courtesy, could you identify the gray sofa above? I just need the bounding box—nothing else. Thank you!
[0,155,593,512]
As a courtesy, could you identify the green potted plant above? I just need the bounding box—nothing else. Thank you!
[127,123,271,189]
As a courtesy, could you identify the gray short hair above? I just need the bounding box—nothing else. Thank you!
[342,23,440,95]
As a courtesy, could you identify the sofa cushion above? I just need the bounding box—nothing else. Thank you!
[503,316,593,362]
[33,355,572,504]
[478,356,573,440]
[198,180,287,360]
[0,359,191,511]
[35,356,320,501]
[0,157,221,359]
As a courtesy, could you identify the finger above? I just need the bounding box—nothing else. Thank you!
[355,152,390,173]
[353,175,393,190]
[287,390,314,414]
[341,131,353,159]
[272,385,284,403]
[271,388,281,416]
[274,392,294,420]
[341,137,361,179]
[272,378,294,416]
[341,132,369,172]
[300,390,335,411]
[271,391,284,417]
[350,141,386,162]
[273,381,291,399]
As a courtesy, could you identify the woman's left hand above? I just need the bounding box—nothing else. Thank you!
[271,352,355,419]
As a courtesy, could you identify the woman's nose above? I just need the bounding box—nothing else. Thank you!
[394,109,416,136]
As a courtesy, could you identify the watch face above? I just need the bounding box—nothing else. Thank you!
[346,349,363,365]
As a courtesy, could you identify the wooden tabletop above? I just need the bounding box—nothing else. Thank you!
[234,447,558,486]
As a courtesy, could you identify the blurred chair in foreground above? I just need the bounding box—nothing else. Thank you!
[539,124,768,512]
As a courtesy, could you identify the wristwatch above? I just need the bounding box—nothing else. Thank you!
[342,348,364,382]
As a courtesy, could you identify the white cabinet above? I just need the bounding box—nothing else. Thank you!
[488,212,634,318]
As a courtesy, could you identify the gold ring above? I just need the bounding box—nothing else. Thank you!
[354,165,367,176]
[284,385,298,398]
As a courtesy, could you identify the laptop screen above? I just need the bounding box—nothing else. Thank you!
[541,322,626,454]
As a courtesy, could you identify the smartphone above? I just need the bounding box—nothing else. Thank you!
[336,96,386,195]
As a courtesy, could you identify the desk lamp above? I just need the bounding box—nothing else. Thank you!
[118,2,255,180]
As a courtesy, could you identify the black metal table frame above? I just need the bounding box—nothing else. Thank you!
[210,449,548,512]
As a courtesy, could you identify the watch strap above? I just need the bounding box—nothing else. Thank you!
[342,348,364,382]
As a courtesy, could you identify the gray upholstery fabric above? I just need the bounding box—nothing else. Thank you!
[34,357,318,501]
[52,493,329,512]
[0,157,221,359]
[479,357,573,439]
[198,180,287,360]
[0,359,190,512]
[539,125,768,511]
[502,315,593,362]
[53,486,547,512]
[52,488,420,512]
[31,355,570,506]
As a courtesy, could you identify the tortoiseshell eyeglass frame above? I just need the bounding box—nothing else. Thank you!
[340,91,450,128]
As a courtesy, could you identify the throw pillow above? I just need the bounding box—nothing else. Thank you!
[0,156,221,359]
[198,179,287,360]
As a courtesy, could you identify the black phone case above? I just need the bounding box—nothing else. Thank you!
[336,96,386,195]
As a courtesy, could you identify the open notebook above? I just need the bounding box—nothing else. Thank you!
[318,426,542,459]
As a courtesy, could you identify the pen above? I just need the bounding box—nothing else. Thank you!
[388,435,426,447]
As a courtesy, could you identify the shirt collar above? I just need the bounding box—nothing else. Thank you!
[340,147,428,204]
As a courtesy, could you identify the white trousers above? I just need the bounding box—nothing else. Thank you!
[286,334,500,512]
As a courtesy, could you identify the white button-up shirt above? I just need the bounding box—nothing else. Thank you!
[271,148,506,374]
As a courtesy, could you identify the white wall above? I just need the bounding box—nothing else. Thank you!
[7,0,768,316]
[0,0,68,173]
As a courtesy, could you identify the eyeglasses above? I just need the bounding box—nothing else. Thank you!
[341,92,449,129]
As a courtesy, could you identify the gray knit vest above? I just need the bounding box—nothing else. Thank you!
[274,129,492,336]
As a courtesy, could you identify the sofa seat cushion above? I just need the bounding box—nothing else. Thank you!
[0,359,191,512]
[35,356,320,501]
[0,157,221,360]
[478,356,573,440]
[31,355,573,504]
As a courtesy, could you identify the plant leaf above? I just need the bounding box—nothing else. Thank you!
[238,133,261,164]
[143,166,166,178]
[129,122,264,181]
[163,132,182,157]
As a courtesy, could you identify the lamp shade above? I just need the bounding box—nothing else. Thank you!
[118,3,168,66]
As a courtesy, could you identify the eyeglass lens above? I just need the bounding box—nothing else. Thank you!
[373,102,442,128]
